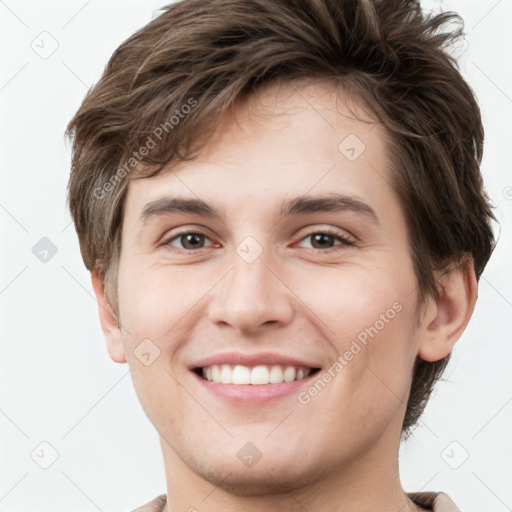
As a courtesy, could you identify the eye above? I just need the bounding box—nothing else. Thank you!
[162,231,215,251]
[161,228,355,253]
[296,228,355,252]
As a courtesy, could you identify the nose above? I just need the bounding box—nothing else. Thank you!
[207,249,295,335]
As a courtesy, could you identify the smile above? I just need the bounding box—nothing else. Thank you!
[195,364,320,385]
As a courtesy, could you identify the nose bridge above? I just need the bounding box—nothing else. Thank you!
[208,239,294,333]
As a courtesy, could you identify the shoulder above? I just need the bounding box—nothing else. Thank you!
[129,494,167,512]
[408,491,461,511]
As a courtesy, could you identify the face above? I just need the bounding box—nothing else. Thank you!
[113,79,424,494]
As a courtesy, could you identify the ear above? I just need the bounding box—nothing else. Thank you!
[91,269,127,364]
[417,260,478,362]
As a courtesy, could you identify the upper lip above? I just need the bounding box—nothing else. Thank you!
[190,351,322,369]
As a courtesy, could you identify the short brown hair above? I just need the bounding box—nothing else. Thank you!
[65,0,496,434]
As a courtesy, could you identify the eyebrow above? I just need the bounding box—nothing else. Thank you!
[140,193,379,226]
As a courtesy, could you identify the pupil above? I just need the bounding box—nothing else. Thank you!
[312,233,333,248]
[183,233,203,249]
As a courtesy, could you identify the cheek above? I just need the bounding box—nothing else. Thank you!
[294,261,408,338]
[115,264,185,401]
[117,260,211,342]
[295,262,417,398]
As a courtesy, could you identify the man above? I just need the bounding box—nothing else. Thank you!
[65,0,496,510]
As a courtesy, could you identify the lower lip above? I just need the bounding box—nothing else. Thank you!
[191,370,319,405]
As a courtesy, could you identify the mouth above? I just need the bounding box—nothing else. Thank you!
[191,364,322,405]
[193,364,321,385]
[189,351,324,404]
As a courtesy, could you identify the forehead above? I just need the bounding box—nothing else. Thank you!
[123,78,395,224]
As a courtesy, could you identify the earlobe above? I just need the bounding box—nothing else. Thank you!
[417,260,478,362]
[90,269,127,364]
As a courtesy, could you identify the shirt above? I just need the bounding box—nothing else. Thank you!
[130,491,461,511]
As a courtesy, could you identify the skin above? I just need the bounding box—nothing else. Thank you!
[92,78,477,512]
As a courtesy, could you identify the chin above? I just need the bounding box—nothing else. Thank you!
[194,460,317,497]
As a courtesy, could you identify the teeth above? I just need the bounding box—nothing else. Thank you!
[283,366,296,382]
[269,365,283,384]
[232,365,251,384]
[220,364,232,384]
[212,365,221,382]
[200,364,313,384]
[251,365,269,385]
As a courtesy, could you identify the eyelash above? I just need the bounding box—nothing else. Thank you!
[161,228,355,253]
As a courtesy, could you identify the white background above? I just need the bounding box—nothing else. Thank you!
[0,1,511,510]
